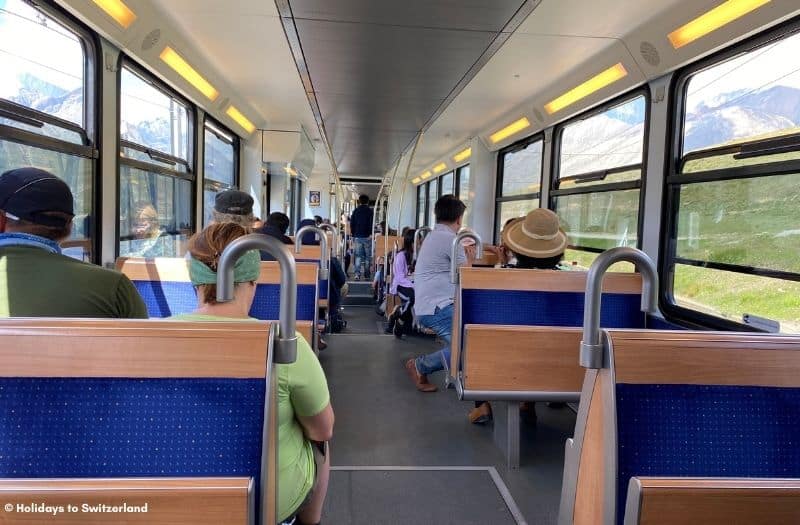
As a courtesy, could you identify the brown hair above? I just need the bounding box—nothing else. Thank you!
[188,222,251,304]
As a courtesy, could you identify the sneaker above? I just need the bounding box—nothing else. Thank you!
[404,359,437,392]
[393,319,405,339]
[468,402,493,424]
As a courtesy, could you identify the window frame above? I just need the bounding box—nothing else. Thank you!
[660,19,800,332]
[115,56,197,258]
[0,0,101,262]
[202,115,240,225]
[549,88,650,255]
[494,133,545,243]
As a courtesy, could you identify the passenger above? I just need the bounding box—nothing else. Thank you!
[386,228,415,338]
[171,222,333,525]
[252,217,264,230]
[129,201,170,257]
[313,215,323,226]
[404,194,475,393]
[255,211,293,262]
[349,194,373,280]
[469,208,570,424]
[0,167,147,318]
[210,189,255,229]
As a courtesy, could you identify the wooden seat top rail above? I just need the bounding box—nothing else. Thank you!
[460,267,643,293]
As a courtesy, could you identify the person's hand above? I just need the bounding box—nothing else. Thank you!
[464,245,477,264]
[487,245,508,265]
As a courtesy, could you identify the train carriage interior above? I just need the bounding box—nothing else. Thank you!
[1,0,800,523]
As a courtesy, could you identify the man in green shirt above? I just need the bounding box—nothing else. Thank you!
[0,167,147,318]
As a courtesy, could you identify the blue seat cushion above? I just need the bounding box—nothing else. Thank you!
[133,281,316,321]
[296,259,327,300]
[461,289,645,328]
[615,383,800,524]
[0,378,264,478]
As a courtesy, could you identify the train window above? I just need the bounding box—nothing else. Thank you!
[202,119,239,226]
[665,27,800,334]
[440,171,454,195]
[427,178,439,227]
[494,135,543,242]
[553,94,646,269]
[456,165,471,226]
[416,184,425,228]
[0,0,97,262]
[118,62,194,258]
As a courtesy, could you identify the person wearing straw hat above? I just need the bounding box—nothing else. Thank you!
[468,208,570,424]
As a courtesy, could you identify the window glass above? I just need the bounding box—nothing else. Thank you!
[558,96,645,187]
[499,139,543,197]
[0,139,93,260]
[457,165,471,226]
[120,66,189,160]
[440,171,454,195]
[496,198,538,242]
[0,0,84,127]
[417,185,425,227]
[554,189,639,252]
[673,264,799,334]
[204,123,235,186]
[675,174,798,274]
[682,30,800,161]
[118,165,192,258]
[427,178,438,226]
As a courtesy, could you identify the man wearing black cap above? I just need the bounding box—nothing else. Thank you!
[211,189,256,228]
[0,168,148,318]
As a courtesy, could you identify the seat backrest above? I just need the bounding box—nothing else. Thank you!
[374,235,400,262]
[293,245,330,301]
[116,257,318,321]
[561,330,800,525]
[0,318,278,522]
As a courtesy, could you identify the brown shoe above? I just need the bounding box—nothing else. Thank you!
[405,359,437,392]
[468,402,493,424]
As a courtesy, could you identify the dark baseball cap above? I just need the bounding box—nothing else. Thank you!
[0,168,74,227]
[214,190,253,216]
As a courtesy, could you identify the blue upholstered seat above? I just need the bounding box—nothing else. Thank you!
[615,383,800,524]
[460,289,646,328]
[132,281,316,321]
[0,377,264,479]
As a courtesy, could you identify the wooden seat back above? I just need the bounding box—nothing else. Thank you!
[291,245,331,305]
[623,477,800,525]
[374,235,400,262]
[0,318,281,523]
[0,478,253,524]
[116,257,317,343]
[560,330,800,525]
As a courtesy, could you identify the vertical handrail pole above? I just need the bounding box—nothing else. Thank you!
[218,234,298,363]
[580,246,659,369]
[450,229,483,284]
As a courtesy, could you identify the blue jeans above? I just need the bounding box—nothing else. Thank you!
[353,237,371,278]
[415,303,454,375]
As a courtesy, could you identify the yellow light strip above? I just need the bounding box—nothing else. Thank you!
[412,177,422,184]
[284,166,298,177]
[159,47,219,101]
[432,162,447,174]
[544,63,628,115]
[92,0,136,29]
[226,105,256,134]
[453,147,472,163]
[489,117,531,144]
[420,171,432,180]
[668,0,771,49]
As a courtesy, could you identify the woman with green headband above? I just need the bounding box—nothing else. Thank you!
[171,222,334,525]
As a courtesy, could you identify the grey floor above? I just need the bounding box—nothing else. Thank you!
[318,305,577,524]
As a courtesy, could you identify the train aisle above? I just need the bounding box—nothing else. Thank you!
[317,302,578,524]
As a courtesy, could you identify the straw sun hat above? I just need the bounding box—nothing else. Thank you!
[501,209,568,258]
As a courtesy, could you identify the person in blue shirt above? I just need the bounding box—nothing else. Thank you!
[349,194,373,280]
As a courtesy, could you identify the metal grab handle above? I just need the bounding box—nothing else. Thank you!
[450,229,483,285]
[580,246,659,369]
[318,223,339,259]
[217,234,298,364]
[413,226,432,261]
[296,225,330,280]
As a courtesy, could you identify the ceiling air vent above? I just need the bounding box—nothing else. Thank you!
[639,41,660,67]
[141,29,161,51]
